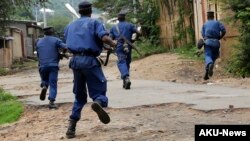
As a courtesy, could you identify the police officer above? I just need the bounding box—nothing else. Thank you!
[201,11,226,80]
[110,12,141,89]
[64,1,116,139]
[36,26,67,109]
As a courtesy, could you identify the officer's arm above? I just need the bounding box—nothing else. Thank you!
[102,35,116,47]
[201,25,205,38]
[219,22,226,40]
[56,39,67,48]
[95,21,116,47]
[109,28,115,40]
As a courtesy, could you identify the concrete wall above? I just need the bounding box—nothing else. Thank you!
[157,0,194,49]
[0,29,14,68]
[0,21,41,68]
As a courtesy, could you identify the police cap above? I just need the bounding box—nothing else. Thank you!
[43,26,53,32]
[118,12,126,17]
[207,10,214,16]
[78,1,92,10]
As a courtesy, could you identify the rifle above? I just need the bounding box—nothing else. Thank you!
[58,48,70,60]
[115,24,142,57]
[103,44,115,66]
[119,35,142,56]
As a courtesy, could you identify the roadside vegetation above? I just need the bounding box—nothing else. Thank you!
[132,38,168,60]
[170,45,203,60]
[0,88,24,125]
[0,68,8,76]
[0,59,37,76]
[221,0,250,77]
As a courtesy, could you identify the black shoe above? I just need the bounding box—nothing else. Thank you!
[208,63,214,77]
[123,79,125,88]
[123,77,131,89]
[40,86,47,101]
[91,101,110,124]
[203,68,209,80]
[49,101,57,109]
[66,119,77,139]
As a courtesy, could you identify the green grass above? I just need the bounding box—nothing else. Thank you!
[0,58,37,76]
[170,44,203,60]
[132,39,168,60]
[0,67,8,76]
[0,88,24,125]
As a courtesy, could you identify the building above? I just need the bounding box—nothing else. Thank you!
[0,20,42,68]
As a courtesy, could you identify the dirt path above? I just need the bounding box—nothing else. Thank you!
[1,53,250,141]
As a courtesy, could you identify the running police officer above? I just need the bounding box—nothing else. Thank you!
[110,12,141,89]
[64,1,117,139]
[201,11,226,80]
[36,26,67,109]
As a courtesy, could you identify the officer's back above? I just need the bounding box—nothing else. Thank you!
[36,27,63,67]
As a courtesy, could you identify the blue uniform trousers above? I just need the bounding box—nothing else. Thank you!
[39,66,59,101]
[116,48,131,79]
[204,45,220,68]
[69,66,108,121]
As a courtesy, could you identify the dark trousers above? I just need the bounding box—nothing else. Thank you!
[39,66,59,101]
[116,48,132,79]
[204,45,220,68]
[69,66,108,121]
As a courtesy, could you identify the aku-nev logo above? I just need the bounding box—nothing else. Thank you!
[199,129,247,137]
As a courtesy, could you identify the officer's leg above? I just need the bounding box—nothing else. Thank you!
[85,67,108,107]
[70,69,87,121]
[39,67,49,100]
[126,52,132,71]
[66,69,87,138]
[115,47,131,89]
[204,46,213,66]
[39,67,49,88]
[212,47,220,63]
[48,67,59,108]
[204,46,213,80]
[208,47,220,78]
[85,67,110,124]
[117,54,129,79]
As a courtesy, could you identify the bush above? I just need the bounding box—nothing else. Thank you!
[132,38,168,60]
[0,68,8,76]
[170,43,203,60]
[0,88,24,125]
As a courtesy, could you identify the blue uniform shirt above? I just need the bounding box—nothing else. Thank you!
[36,36,66,67]
[202,20,226,48]
[64,16,108,55]
[110,21,137,48]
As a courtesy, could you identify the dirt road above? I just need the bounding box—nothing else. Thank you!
[1,53,250,141]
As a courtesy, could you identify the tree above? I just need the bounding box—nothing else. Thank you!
[93,0,160,44]
[0,0,37,36]
[47,15,71,38]
[223,0,250,76]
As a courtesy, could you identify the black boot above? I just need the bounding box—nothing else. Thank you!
[66,119,77,139]
[203,69,209,80]
[123,76,131,89]
[91,101,110,124]
[208,63,214,77]
[49,100,57,109]
[40,86,47,101]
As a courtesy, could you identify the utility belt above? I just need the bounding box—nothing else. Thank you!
[204,38,219,40]
[73,51,98,57]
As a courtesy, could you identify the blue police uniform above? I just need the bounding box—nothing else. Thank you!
[202,19,226,67]
[110,21,137,80]
[36,35,66,101]
[64,16,109,121]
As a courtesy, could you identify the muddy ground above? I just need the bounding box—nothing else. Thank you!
[1,53,250,141]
